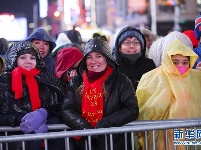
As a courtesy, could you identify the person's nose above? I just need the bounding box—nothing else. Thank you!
[129,43,135,47]
[25,58,31,63]
[38,43,44,48]
[91,57,96,63]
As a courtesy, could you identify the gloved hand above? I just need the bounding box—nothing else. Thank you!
[34,122,48,133]
[95,120,110,129]
[20,108,48,133]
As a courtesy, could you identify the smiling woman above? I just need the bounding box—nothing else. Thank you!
[61,37,139,150]
[17,54,37,71]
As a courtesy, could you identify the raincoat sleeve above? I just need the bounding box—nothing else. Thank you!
[136,67,173,121]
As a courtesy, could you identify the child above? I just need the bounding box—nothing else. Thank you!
[0,41,65,150]
[136,40,201,150]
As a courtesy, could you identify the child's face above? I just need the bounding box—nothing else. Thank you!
[32,39,50,59]
[17,54,36,71]
[171,54,190,68]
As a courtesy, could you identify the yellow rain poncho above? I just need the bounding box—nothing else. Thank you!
[136,40,201,150]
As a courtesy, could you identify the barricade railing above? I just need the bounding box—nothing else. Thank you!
[0,118,200,150]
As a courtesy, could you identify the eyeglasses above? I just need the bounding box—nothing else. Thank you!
[67,67,77,76]
[122,41,140,46]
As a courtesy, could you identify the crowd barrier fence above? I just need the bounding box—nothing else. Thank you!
[0,118,200,150]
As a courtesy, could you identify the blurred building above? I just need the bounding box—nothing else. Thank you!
[0,0,200,40]
[31,0,201,37]
[97,0,199,36]
[154,0,198,35]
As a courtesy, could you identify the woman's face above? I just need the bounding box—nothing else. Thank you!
[171,54,190,68]
[86,51,107,72]
[32,39,50,58]
[17,54,36,71]
[119,37,141,54]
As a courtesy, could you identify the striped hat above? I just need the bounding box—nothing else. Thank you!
[194,12,201,40]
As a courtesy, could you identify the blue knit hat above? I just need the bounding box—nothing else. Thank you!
[194,12,201,40]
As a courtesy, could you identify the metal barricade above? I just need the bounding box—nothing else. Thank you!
[0,118,200,150]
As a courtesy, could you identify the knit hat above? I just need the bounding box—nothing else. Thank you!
[63,29,82,45]
[183,30,199,48]
[52,33,71,56]
[194,12,201,40]
[116,27,146,52]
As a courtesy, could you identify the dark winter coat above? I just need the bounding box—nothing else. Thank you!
[61,37,139,150]
[112,27,156,90]
[0,41,64,127]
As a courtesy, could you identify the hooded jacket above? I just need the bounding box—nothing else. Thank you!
[61,37,139,150]
[55,47,83,79]
[112,26,156,90]
[0,41,64,127]
[26,28,56,75]
[136,40,201,150]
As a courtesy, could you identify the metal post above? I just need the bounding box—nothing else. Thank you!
[33,3,38,31]
[150,0,157,35]
[173,3,181,31]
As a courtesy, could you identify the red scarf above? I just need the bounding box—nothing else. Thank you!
[82,66,113,127]
[12,67,41,111]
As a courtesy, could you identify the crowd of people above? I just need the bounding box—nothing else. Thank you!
[0,12,201,150]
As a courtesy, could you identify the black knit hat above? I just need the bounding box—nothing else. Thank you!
[63,29,82,45]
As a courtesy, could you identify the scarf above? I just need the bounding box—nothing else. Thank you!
[120,52,142,63]
[12,67,41,111]
[82,65,113,127]
[86,66,108,82]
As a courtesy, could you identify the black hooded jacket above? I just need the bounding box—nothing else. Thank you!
[61,37,139,150]
[112,27,156,90]
[0,41,64,127]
